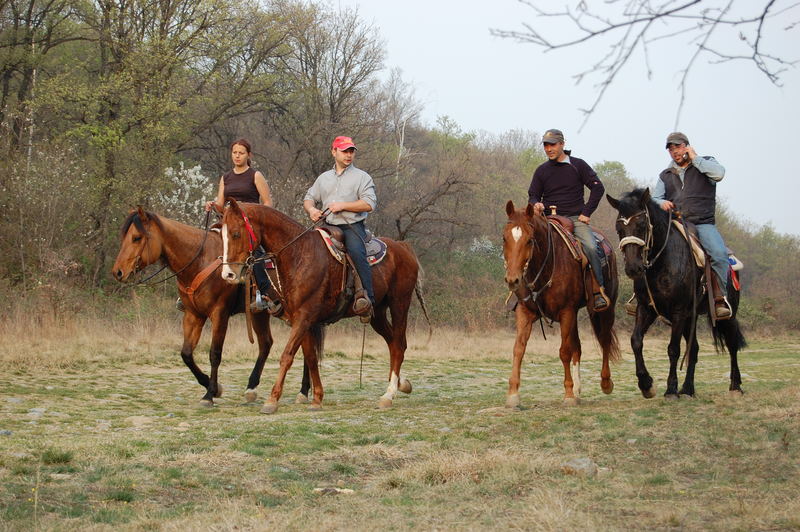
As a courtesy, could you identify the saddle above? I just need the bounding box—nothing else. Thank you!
[317,225,388,266]
[546,215,613,270]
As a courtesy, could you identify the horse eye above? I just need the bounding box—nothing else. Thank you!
[132,235,142,242]
[233,231,241,239]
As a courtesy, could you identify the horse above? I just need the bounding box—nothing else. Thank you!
[219,198,430,413]
[502,200,620,407]
[111,207,312,406]
[606,188,746,398]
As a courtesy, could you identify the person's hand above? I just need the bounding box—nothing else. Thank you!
[578,214,590,224]
[686,146,697,161]
[533,202,544,216]
[327,201,346,213]
[204,200,216,212]
[661,200,675,212]
[308,207,323,222]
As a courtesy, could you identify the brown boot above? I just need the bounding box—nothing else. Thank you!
[710,274,731,320]
[353,291,373,323]
[624,294,637,316]
[593,287,610,311]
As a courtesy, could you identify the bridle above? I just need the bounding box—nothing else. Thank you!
[616,206,672,269]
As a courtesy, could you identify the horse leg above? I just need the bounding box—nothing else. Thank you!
[506,304,535,409]
[720,318,745,395]
[631,307,657,398]
[179,311,211,394]
[261,321,310,414]
[244,313,273,403]
[664,319,684,399]
[376,298,412,408]
[679,317,699,397]
[200,313,230,406]
[591,308,618,394]
[298,325,325,410]
[296,357,311,404]
[558,311,581,406]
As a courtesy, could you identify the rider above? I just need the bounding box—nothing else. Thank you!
[201,138,281,315]
[303,136,377,321]
[652,131,731,319]
[528,128,610,311]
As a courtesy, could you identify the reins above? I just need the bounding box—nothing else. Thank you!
[134,210,213,287]
[515,215,555,339]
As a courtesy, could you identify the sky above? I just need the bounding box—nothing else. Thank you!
[336,0,800,237]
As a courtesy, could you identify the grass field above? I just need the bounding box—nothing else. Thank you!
[1,319,799,531]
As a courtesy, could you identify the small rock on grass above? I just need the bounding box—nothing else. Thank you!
[561,457,599,478]
[314,487,354,495]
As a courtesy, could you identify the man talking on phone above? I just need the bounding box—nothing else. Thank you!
[652,132,732,319]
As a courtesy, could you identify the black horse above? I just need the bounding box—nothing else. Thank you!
[606,188,746,398]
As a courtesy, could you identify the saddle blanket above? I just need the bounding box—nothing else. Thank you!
[316,228,388,266]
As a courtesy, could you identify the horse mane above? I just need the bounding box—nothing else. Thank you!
[120,209,163,237]
[620,188,670,233]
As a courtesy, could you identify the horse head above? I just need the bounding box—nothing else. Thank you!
[503,200,541,291]
[220,197,257,284]
[607,188,653,280]
[111,207,163,282]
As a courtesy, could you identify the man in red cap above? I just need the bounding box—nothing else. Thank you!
[304,136,377,319]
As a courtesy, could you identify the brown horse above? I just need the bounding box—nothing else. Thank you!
[220,198,429,413]
[111,207,312,406]
[503,200,620,407]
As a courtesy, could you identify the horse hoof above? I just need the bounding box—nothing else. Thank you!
[601,379,614,395]
[664,394,679,401]
[642,386,657,399]
[680,393,695,400]
[398,378,412,394]
[198,399,214,408]
[244,389,257,403]
[214,384,224,398]
[260,402,278,414]
[378,397,393,409]
[505,394,521,409]
[563,397,580,407]
[308,403,322,412]
[295,393,308,404]
[729,389,744,398]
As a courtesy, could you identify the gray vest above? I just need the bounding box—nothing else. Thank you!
[658,161,717,225]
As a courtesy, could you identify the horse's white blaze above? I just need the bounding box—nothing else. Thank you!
[511,226,523,242]
[381,371,399,401]
[220,223,235,279]
[572,360,581,397]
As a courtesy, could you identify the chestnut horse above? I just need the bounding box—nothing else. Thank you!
[607,188,746,398]
[111,207,312,406]
[503,200,620,407]
[220,198,429,413]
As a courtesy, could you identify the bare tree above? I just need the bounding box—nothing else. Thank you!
[492,1,799,128]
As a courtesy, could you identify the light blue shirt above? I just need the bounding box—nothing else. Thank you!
[653,156,725,207]
[304,164,377,225]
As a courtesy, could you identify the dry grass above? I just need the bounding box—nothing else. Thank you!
[2,309,799,531]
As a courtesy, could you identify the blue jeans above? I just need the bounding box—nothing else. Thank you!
[337,221,374,303]
[695,223,728,292]
[569,216,603,287]
[252,246,272,294]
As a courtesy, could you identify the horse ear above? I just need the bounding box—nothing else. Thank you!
[225,197,240,213]
[525,202,535,219]
[505,200,515,217]
[136,206,148,222]
[642,188,651,205]
[606,194,620,210]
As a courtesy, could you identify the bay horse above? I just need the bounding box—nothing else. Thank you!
[607,188,746,398]
[503,200,620,407]
[220,198,429,413]
[111,207,312,406]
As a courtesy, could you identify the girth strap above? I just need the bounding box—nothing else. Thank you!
[177,258,223,309]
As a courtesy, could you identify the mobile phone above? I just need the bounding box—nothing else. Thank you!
[682,153,689,162]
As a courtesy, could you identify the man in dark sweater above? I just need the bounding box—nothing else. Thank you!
[528,129,609,311]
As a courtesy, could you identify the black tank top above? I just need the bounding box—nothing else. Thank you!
[222,167,261,204]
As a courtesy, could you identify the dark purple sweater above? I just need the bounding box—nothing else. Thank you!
[528,155,604,217]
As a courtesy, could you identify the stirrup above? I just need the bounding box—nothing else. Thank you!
[593,293,609,311]
[714,297,732,320]
[176,297,185,312]
[250,291,269,312]
[624,294,637,316]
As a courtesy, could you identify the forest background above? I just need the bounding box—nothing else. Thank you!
[2,0,798,335]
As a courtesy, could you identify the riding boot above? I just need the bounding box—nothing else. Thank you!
[710,273,732,320]
[588,268,609,311]
[624,294,637,316]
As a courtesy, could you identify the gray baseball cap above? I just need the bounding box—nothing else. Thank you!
[665,131,689,148]
[542,129,565,144]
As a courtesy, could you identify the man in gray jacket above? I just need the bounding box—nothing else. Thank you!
[304,136,377,319]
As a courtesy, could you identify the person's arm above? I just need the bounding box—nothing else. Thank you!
[205,177,225,212]
[328,173,376,214]
[254,171,273,207]
[303,178,323,221]
[579,161,604,221]
[692,154,725,183]
[652,177,673,211]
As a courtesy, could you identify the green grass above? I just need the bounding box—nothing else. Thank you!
[0,332,798,530]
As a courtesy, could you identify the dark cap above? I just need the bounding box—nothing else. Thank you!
[542,129,565,144]
[665,132,689,148]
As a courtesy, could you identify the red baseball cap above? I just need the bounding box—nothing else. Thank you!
[331,136,357,151]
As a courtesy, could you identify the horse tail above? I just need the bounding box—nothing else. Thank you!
[399,241,433,343]
[709,316,746,354]
[591,310,621,363]
[311,323,326,362]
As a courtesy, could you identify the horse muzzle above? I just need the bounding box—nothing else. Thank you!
[624,263,645,280]
[221,264,245,284]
